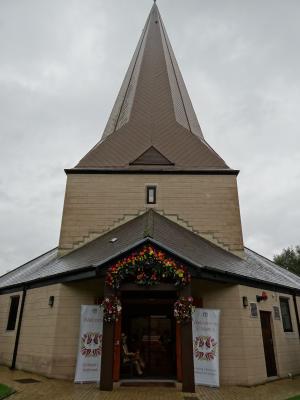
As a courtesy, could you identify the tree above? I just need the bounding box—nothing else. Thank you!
[273,246,300,276]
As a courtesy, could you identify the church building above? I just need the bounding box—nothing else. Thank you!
[1,4,300,393]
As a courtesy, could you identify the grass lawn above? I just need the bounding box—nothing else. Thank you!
[286,396,300,400]
[0,384,15,399]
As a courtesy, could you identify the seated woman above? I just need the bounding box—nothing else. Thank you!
[121,333,145,376]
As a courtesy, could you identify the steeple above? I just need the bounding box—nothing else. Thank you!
[76,4,230,171]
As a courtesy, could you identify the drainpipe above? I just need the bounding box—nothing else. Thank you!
[293,294,300,340]
[11,286,27,369]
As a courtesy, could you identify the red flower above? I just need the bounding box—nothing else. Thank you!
[105,245,190,289]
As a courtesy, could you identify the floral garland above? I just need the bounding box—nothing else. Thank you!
[174,296,194,323]
[105,245,191,289]
[101,296,122,323]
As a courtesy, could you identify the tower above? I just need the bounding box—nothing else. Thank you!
[58,4,244,258]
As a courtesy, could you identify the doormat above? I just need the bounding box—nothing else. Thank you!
[121,381,176,388]
[14,379,40,384]
[183,397,199,400]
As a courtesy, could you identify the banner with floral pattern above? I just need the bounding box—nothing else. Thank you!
[192,308,220,387]
[74,305,103,383]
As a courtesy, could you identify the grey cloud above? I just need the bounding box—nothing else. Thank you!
[0,0,299,275]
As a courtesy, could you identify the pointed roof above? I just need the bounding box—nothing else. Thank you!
[75,4,232,172]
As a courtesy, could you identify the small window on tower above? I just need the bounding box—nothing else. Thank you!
[6,296,20,331]
[146,186,156,204]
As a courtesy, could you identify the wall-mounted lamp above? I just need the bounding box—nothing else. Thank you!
[48,296,55,307]
[242,296,248,307]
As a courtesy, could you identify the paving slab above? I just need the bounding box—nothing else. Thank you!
[1,366,299,400]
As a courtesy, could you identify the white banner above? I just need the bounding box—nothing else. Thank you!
[74,305,103,383]
[192,308,220,387]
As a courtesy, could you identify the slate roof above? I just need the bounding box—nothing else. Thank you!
[1,211,300,292]
[75,4,231,172]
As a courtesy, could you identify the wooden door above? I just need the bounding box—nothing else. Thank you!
[260,311,277,377]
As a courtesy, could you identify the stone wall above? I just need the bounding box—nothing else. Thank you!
[193,280,248,385]
[2,278,299,385]
[239,286,300,385]
[50,280,103,380]
[16,284,61,376]
[0,290,22,366]
[0,279,103,379]
[193,280,300,386]
[59,174,244,256]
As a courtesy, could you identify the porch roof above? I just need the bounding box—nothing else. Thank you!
[1,210,300,293]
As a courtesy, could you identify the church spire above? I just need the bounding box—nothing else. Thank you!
[76,4,230,171]
[101,2,203,141]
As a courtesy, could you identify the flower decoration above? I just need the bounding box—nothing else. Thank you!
[101,296,122,323]
[105,245,191,289]
[80,332,102,357]
[174,296,194,323]
[194,336,217,361]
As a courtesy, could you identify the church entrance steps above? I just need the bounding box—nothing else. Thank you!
[120,379,176,387]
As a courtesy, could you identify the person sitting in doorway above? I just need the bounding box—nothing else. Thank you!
[121,333,145,376]
[160,329,172,352]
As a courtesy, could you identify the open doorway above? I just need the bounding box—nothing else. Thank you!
[120,291,177,379]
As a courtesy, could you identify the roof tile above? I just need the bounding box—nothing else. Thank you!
[75,4,230,171]
[1,211,299,292]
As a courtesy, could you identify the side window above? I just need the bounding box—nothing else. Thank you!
[6,296,20,331]
[279,297,293,332]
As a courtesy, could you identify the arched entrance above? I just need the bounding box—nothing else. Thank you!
[99,243,195,392]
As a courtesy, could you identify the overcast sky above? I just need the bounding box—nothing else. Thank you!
[0,0,299,276]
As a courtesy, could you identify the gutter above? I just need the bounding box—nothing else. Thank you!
[0,266,96,294]
[65,168,240,176]
[11,286,27,369]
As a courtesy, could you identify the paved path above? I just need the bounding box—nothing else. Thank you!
[1,366,300,400]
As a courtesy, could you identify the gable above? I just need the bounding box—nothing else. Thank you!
[130,146,174,166]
